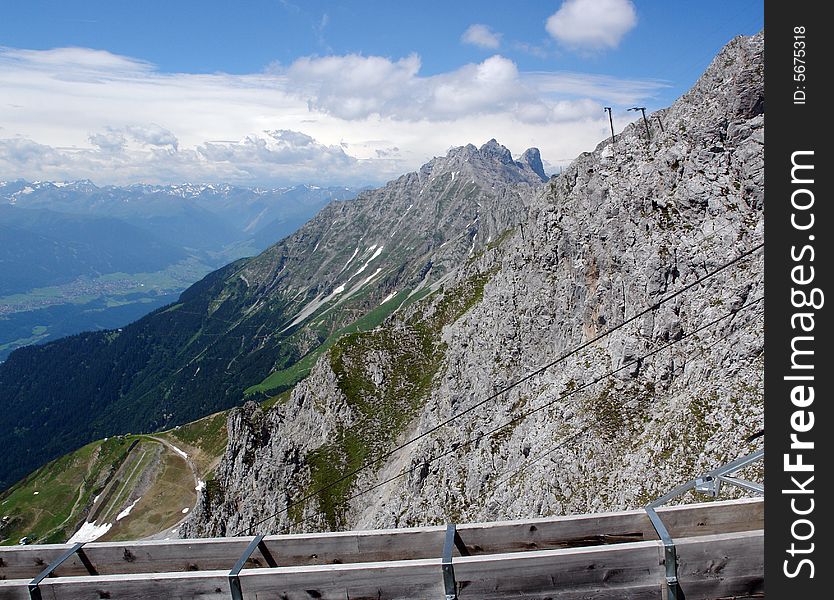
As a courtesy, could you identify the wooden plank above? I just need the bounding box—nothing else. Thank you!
[452,540,664,599]
[0,579,31,600]
[35,571,232,600]
[4,531,762,600]
[0,543,91,582]
[0,498,762,580]
[455,497,762,554]
[19,544,656,600]
[676,530,764,600]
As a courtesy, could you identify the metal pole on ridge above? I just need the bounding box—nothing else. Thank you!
[629,106,653,142]
[604,107,616,145]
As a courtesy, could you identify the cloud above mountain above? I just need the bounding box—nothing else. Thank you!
[0,45,661,185]
[0,130,372,187]
[546,0,638,52]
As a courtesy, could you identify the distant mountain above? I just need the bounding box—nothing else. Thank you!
[0,205,185,295]
[1,181,358,254]
[0,142,546,490]
[0,181,358,360]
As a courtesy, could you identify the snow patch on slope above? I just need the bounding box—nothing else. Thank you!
[353,246,384,277]
[168,444,188,460]
[116,498,141,521]
[339,246,360,274]
[68,521,112,543]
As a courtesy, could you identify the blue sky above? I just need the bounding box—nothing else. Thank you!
[0,0,763,186]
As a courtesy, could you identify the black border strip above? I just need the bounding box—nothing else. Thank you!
[765,1,832,595]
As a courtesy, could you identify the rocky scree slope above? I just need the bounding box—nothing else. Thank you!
[0,143,544,491]
[182,32,764,537]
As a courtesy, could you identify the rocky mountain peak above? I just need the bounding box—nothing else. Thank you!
[181,32,764,540]
[680,31,763,121]
[420,139,547,187]
[519,147,546,181]
[479,138,514,163]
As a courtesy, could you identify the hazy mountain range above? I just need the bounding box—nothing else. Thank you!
[0,142,546,490]
[0,181,358,360]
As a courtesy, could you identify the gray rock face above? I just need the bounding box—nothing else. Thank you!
[241,139,544,305]
[182,33,764,538]
[520,148,547,181]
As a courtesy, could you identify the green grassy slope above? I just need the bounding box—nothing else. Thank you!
[0,408,230,545]
[0,436,139,544]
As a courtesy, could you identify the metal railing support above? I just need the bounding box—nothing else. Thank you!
[28,542,97,600]
[229,535,277,600]
[644,448,764,600]
[441,523,470,600]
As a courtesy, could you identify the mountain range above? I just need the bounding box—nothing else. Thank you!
[0,142,546,490]
[1,32,763,547]
[182,32,765,537]
[0,181,357,359]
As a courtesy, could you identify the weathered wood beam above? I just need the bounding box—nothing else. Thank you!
[0,498,762,581]
[0,530,763,600]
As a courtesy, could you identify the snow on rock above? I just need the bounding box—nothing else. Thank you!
[353,246,384,277]
[361,268,383,287]
[68,521,112,544]
[339,246,360,274]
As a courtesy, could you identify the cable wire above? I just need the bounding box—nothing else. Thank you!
[242,292,763,535]
[490,308,763,494]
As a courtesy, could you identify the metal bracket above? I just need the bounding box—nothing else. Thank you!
[718,475,763,495]
[644,448,764,600]
[29,542,97,600]
[441,524,470,600]
[693,449,765,498]
[645,506,680,600]
[229,535,278,600]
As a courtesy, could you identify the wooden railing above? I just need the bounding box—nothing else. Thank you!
[0,497,763,599]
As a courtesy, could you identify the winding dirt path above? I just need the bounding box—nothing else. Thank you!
[141,436,202,540]
[146,436,200,490]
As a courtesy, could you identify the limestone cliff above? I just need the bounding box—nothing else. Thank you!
[182,32,764,538]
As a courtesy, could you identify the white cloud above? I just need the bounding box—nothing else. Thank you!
[124,124,179,149]
[286,54,422,120]
[0,45,664,185]
[88,124,178,153]
[89,130,127,153]
[546,0,637,52]
[461,24,502,49]
[527,71,664,105]
[279,53,661,123]
[195,130,354,174]
[0,130,370,187]
[2,46,153,75]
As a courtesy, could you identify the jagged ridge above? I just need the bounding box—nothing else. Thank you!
[0,141,545,491]
[181,32,764,537]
